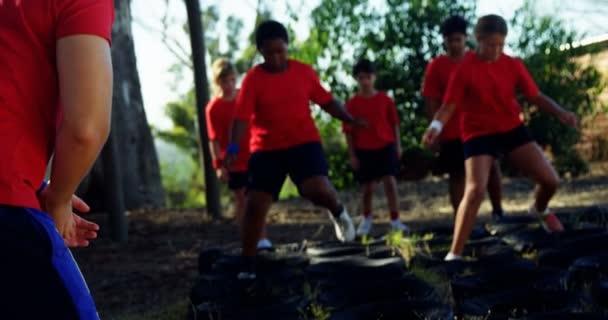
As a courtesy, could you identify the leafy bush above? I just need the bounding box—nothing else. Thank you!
[511,1,606,176]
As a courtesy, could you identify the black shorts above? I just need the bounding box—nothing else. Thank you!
[354,143,399,184]
[434,139,465,175]
[0,206,98,320]
[228,171,248,191]
[248,142,329,200]
[463,125,534,159]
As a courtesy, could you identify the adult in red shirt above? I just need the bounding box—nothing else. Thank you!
[423,15,577,261]
[227,21,365,271]
[343,59,407,236]
[422,15,505,220]
[0,0,113,318]
[206,58,271,250]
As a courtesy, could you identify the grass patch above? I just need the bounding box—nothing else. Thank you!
[385,231,434,267]
[522,250,539,262]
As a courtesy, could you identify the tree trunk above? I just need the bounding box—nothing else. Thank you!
[185,0,223,218]
[78,0,165,212]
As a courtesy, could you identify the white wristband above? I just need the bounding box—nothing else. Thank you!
[429,120,443,133]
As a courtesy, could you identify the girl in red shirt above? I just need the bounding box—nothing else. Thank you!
[206,59,271,250]
[423,15,577,261]
[422,15,505,220]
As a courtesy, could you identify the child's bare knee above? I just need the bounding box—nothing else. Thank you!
[540,175,559,194]
[465,184,486,202]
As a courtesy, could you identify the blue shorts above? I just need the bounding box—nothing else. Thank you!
[0,205,98,320]
[354,143,400,184]
[248,142,329,200]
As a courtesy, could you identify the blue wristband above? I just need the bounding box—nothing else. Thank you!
[36,180,49,196]
[226,143,240,155]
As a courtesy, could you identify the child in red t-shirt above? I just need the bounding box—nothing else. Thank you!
[1,0,114,318]
[422,15,505,220]
[343,59,407,236]
[227,21,365,269]
[423,15,577,261]
[206,58,271,250]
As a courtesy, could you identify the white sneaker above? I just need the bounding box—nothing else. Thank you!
[257,239,273,250]
[390,219,409,232]
[357,216,373,236]
[444,252,463,261]
[328,208,356,242]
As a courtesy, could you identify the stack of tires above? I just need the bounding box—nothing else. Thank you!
[188,209,608,319]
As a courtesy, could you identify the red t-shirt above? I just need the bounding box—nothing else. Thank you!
[421,54,463,141]
[205,97,250,172]
[0,0,114,210]
[234,59,334,152]
[343,92,399,150]
[443,52,540,141]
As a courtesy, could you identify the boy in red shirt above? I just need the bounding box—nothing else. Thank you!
[0,0,114,318]
[422,15,505,220]
[344,59,407,236]
[206,58,271,250]
[423,15,576,261]
[228,20,365,271]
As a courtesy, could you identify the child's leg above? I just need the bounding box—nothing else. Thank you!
[299,176,344,215]
[233,187,271,239]
[361,181,376,217]
[507,142,559,213]
[448,170,465,215]
[487,161,504,214]
[241,190,274,257]
[382,176,399,220]
[233,188,246,226]
[450,155,494,255]
[290,142,354,241]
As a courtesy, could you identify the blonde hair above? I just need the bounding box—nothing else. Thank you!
[211,58,237,97]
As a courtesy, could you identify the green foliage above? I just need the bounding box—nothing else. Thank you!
[155,90,199,161]
[510,1,607,176]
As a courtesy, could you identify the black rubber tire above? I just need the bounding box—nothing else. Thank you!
[451,259,550,302]
[568,253,608,291]
[317,274,439,310]
[459,288,585,319]
[512,312,608,320]
[329,299,453,320]
[503,227,606,253]
[306,245,366,258]
[198,248,223,274]
[538,232,608,268]
[485,215,539,236]
[307,256,406,283]
[592,280,608,308]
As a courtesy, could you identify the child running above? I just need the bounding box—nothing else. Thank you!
[0,1,114,318]
[206,58,272,250]
[343,59,408,236]
[227,20,365,265]
[423,14,576,261]
[422,15,506,220]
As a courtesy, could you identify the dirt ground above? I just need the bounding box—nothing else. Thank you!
[73,162,608,320]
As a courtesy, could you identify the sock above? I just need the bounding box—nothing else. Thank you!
[390,211,400,221]
[529,204,549,217]
[444,252,463,261]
